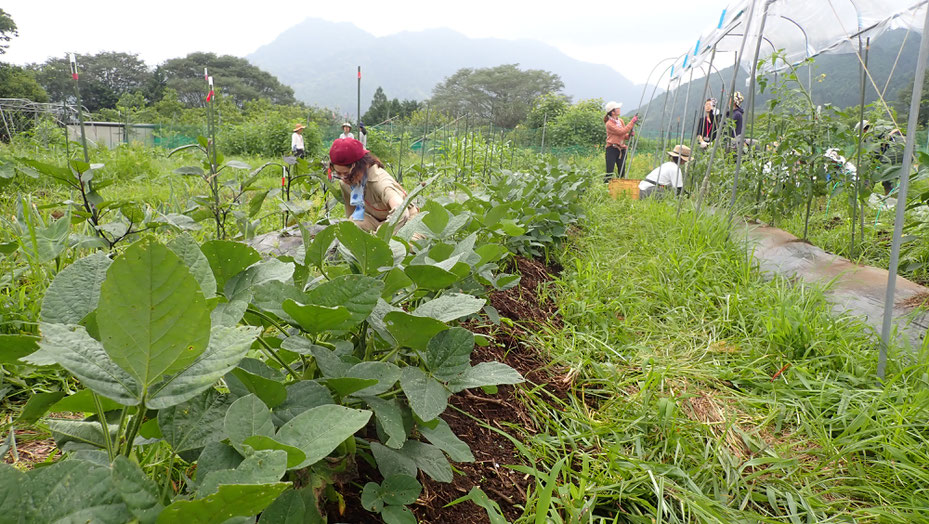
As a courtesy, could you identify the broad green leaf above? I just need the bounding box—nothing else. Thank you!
[361,482,384,512]
[146,325,260,409]
[276,405,372,469]
[421,201,450,235]
[242,435,307,469]
[168,234,217,298]
[257,490,306,524]
[336,221,394,275]
[370,441,417,479]
[159,389,232,454]
[305,274,384,331]
[33,209,71,263]
[382,504,417,524]
[271,380,334,427]
[399,367,448,422]
[364,396,407,449]
[40,252,111,324]
[200,240,262,293]
[16,391,67,424]
[224,160,252,170]
[403,264,460,289]
[250,280,307,323]
[157,482,290,524]
[419,418,474,462]
[49,389,122,414]
[97,238,211,392]
[347,361,401,397]
[413,293,485,322]
[38,323,140,405]
[211,298,248,327]
[324,377,378,397]
[224,394,276,452]
[447,362,524,393]
[426,328,474,381]
[282,300,351,333]
[399,440,452,482]
[0,464,26,523]
[381,474,422,505]
[111,456,162,524]
[384,312,448,351]
[248,190,269,218]
[224,258,294,302]
[197,450,288,497]
[475,244,509,265]
[47,418,118,450]
[303,223,337,271]
[0,334,39,364]
[229,367,288,408]
[195,442,243,482]
[30,459,130,524]
[382,267,413,299]
[308,345,352,377]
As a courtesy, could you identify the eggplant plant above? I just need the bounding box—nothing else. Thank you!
[170,135,281,240]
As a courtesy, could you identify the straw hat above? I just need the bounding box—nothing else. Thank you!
[293,124,306,132]
[604,101,622,115]
[341,122,353,129]
[667,144,692,162]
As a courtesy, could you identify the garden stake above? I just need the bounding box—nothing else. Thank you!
[851,37,870,258]
[419,104,430,175]
[356,66,361,129]
[677,56,712,218]
[727,0,769,229]
[68,53,90,164]
[540,112,547,154]
[879,4,929,380]
[653,75,676,169]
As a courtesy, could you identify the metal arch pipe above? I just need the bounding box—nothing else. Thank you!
[777,15,814,93]
[627,59,680,165]
[634,56,680,113]
[879,5,929,379]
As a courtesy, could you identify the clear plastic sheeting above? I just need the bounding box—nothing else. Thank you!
[681,0,928,76]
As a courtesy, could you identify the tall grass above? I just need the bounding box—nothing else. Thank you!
[515,188,929,523]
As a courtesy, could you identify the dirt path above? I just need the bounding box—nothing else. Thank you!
[737,223,928,349]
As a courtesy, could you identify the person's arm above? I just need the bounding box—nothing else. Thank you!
[340,183,353,219]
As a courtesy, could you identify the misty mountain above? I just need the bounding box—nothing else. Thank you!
[247,18,650,117]
[633,29,921,138]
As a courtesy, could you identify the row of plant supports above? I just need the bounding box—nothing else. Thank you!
[629,0,929,378]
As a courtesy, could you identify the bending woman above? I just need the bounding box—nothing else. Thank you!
[329,138,417,232]
[604,101,638,182]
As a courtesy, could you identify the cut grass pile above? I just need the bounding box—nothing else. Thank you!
[514,189,929,523]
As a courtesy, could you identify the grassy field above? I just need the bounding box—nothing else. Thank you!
[511,189,929,522]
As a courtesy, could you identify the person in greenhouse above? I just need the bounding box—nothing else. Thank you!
[329,137,418,232]
[727,91,745,149]
[696,98,718,149]
[603,100,638,183]
[638,144,690,198]
[358,121,368,148]
[291,124,306,158]
[339,122,355,140]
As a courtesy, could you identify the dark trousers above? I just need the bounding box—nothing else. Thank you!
[605,146,626,182]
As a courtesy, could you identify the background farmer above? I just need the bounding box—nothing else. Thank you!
[329,137,418,232]
[696,98,718,149]
[604,101,638,182]
[638,144,691,198]
[291,124,306,158]
[339,122,355,140]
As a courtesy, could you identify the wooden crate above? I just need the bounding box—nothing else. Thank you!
[608,178,640,200]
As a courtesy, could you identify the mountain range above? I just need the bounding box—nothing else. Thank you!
[247,18,650,116]
[633,29,921,137]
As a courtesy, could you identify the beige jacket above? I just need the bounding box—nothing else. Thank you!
[339,165,417,231]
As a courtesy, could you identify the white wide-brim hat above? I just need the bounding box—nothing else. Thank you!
[605,101,623,115]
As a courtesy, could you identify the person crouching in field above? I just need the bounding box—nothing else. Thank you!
[604,101,638,183]
[638,145,691,198]
[329,138,418,232]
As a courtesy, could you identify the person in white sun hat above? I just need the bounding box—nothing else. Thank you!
[639,144,690,199]
[339,122,354,140]
[604,101,638,182]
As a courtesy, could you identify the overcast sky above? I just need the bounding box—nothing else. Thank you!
[4,0,728,85]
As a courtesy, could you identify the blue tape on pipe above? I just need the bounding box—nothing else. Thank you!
[694,39,700,56]
[718,9,726,29]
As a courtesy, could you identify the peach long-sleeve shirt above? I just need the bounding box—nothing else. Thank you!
[606,118,635,149]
